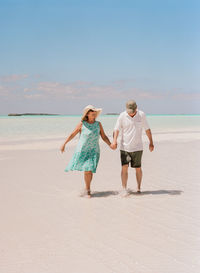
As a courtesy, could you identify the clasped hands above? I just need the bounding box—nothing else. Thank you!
[110,142,117,150]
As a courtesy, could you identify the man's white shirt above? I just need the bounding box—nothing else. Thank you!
[114,110,150,152]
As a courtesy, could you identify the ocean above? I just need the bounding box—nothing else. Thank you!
[0,115,200,150]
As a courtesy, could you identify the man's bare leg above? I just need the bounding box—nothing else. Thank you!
[135,167,142,192]
[121,164,129,189]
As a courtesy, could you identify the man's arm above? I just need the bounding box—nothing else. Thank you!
[141,112,154,152]
[110,129,119,149]
[145,129,154,152]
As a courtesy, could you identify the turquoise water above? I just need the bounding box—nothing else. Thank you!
[0,115,200,142]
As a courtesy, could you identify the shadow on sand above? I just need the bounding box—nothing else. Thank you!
[91,190,119,198]
[129,189,183,196]
[91,189,183,197]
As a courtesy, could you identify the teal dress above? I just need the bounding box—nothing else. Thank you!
[64,120,100,173]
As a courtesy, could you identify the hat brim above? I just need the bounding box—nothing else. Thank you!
[126,107,137,114]
[81,107,102,121]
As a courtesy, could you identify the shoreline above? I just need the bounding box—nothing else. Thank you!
[0,130,200,151]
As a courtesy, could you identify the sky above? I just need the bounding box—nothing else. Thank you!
[0,0,200,115]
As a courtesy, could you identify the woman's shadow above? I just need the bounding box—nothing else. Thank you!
[92,190,119,198]
[91,189,183,198]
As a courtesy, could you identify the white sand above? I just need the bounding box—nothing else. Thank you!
[0,139,200,273]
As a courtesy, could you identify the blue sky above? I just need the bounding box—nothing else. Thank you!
[0,0,200,114]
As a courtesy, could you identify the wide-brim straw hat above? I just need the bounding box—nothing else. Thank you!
[81,105,102,121]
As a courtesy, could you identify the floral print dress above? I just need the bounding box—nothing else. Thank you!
[64,120,100,173]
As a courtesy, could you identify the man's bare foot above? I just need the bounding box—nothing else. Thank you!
[136,189,141,194]
[120,188,130,197]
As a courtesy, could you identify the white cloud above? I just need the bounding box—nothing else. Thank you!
[0,74,28,82]
[24,94,44,99]
[172,92,200,100]
[0,74,199,104]
[0,85,16,97]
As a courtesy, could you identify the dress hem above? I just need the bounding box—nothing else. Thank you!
[64,168,97,173]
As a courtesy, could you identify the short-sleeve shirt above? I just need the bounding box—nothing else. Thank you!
[114,110,150,152]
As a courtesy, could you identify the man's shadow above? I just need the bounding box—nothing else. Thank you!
[129,190,183,195]
[91,189,183,198]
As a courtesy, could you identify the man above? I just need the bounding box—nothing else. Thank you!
[110,100,154,197]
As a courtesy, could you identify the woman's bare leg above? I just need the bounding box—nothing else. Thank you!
[84,171,93,197]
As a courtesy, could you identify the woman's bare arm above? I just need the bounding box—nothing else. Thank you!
[60,122,82,152]
[64,122,82,144]
[99,122,111,146]
[110,130,119,149]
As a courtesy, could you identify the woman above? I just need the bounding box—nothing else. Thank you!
[60,105,112,198]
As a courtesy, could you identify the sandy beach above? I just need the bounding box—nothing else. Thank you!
[1,136,200,273]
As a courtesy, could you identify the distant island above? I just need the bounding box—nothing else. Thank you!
[8,113,119,116]
[8,113,60,116]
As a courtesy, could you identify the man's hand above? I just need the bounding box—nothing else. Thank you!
[110,142,117,150]
[149,143,154,152]
[145,129,154,152]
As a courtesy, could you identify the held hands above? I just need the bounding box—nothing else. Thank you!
[149,143,154,152]
[110,142,117,150]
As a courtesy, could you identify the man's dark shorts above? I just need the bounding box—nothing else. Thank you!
[120,150,143,168]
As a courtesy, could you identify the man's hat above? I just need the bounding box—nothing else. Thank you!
[126,100,137,114]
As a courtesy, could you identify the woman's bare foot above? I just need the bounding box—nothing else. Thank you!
[86,190,91,198]
[79,189,91,198]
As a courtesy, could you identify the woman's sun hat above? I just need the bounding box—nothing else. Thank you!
[81,105,102,121]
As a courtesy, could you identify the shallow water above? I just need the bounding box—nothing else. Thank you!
[0,115,200,150]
